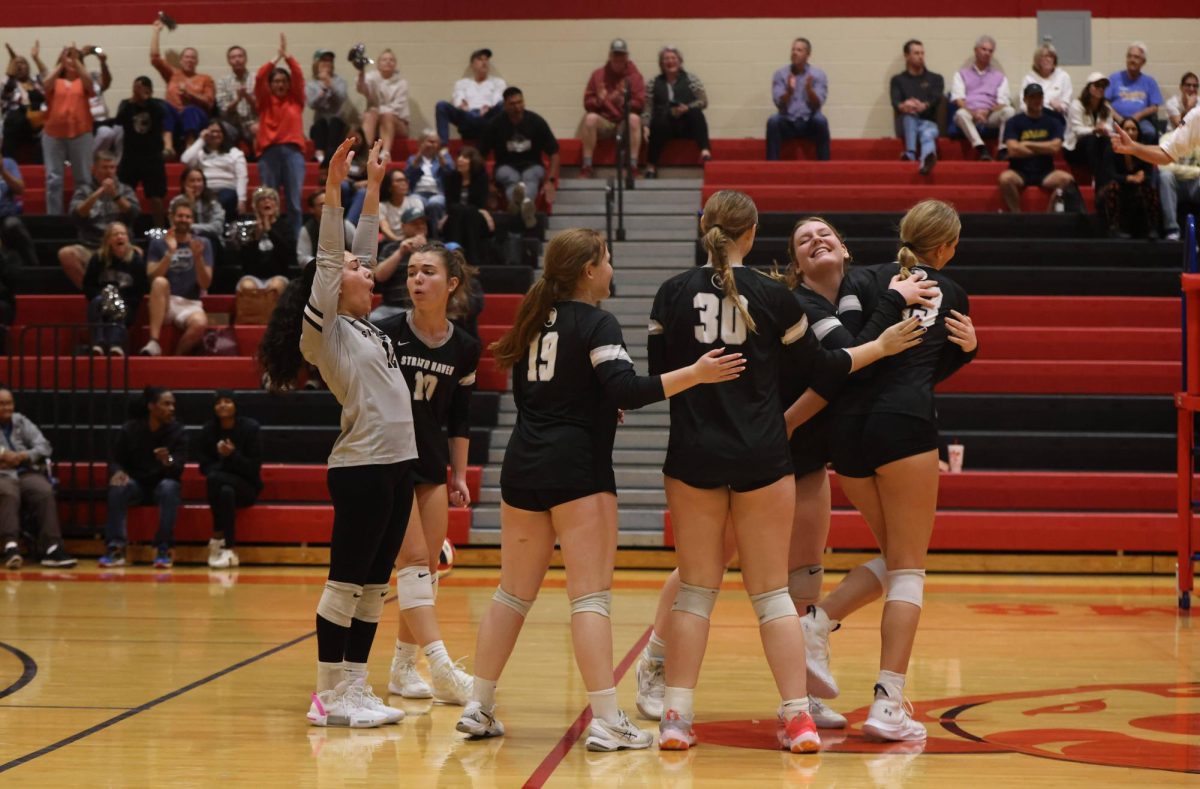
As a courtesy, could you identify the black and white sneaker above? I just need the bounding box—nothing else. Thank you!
[3,541,21,569]
[40,544,77,568]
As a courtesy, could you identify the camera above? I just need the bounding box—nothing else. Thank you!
[157,11,178,30]
[348,44,373,71]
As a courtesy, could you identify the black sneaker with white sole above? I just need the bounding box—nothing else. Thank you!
[3,542,21,569]
[40,544,78,568]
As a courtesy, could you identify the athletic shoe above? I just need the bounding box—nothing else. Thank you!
[808,696,847,728]
[777,710,821,753]
[1167,231,1181,241]
[207,538,239,569]
[3,542,21,569]
[919,153,937,176]
[153,548,173,569]
[109,345,125,357]
[139,339,162,357]
[801,605,838,698]
[862,686,927,742]
[658,708,697,750]
[358,682,406,724]
[579,165,594,179]
[974,145,992,162]
[520,198,537,230]
[585,709,653,751]
[98,547,125,567]
[635,654,665,720]
[456,701,505,738]
[431,658,473,705]
[388,654,432,698]
[91,345,106,356]
[307,679,390,728]
[996,148,1009,162]
[40,544,77,568]
[509,182,526,214]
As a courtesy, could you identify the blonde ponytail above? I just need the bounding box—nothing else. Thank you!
[897,199,961,277]
[700,190,759,334]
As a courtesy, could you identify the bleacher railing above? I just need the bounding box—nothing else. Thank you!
[8,324,130,535]
[1175,214,1198,610]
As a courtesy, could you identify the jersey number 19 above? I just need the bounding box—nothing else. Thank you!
[527,332,559,381]
[693,293,749,345]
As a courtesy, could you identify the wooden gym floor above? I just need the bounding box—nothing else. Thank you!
[1,565,1197,786]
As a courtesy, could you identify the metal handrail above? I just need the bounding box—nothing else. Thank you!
[604,181,616,264]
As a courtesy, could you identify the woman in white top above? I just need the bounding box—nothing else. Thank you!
[1020,44,1072,118]
[379,170,425,251]
[357,49,409,156]
[181,121,249,217]
[1064,72,1114,184]
[1165,72,1198,131]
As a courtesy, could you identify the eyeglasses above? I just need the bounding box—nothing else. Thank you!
[1185,83,1200,89]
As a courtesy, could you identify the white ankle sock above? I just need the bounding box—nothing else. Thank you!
[394,639,419,663]
[423,640,452,672]
[316,661,343,693]
[472,677,497,708]
[780,697,811,719]
[876,669,906,698]
[587,687,620,725]
[646,631,667,662]
[663,686,694,718]
[343,660,368,683]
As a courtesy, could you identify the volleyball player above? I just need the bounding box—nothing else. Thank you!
[375,243,479,705]
[456,228,745,751]
[827,199,977,741]
[259,137,414,728]
[648,190,922,752]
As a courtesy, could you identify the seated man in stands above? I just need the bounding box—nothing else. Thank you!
[370,203,427,322]
[200,389,262,569]
[998,84,1076,213]
[141,197,212,356]
[297,189,354,264]
[216,45,258,146]
[891,39,944,175]
[951,35,1015,161]
[435,47,505,148]
[767,37,830,161]
[58,150,140,290]
[101,386,185,569]
[114,77,169,227]
[149,19,215,149]
[1107,42,1163,144]
[0,388,74,569]
[1158,123,1200,241]
[478,87,559,230]
[581,39,646,179]
[405,130,453,232]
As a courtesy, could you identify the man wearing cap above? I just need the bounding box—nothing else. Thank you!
[216,45,259,146]
[951,35,1014,161]
[998,83,1075,213]
[370,203,428,322]
[306,49,349,165]
[479,86,560,224]
[1106,42,1163,144]
[1063,71,1113,181]
[767,37,830,161]
[1112,105,1200,240]
[435,48,506,149]
[580,38,646,179]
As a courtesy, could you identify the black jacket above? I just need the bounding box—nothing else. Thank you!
[444,168,490,209]
[199,416,263,491]
[109,418,187,486]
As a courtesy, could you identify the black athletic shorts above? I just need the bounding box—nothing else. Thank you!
[117,155,167,198]
[829,412,939,479]
[411,457,447,487]
[665,470,792,494]
[501,486,613,512]
[790,413,831,477]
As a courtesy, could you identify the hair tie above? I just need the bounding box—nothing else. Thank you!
[900,241,914,250]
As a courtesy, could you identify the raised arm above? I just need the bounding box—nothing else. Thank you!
[352,139,386,263]
[148,21,173,82]
[311,137,357,323]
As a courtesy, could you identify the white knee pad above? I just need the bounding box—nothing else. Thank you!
[354,583,389,623]
[492,586,535,618]
[863,556,888,589]
[395,565,435,611]
[885,569,926,608]
[671,582,719,620]
[430,573,439,601]
[787,565,824,605]
[750,587,798,625]
[569,590,612,618]
[316,580,363,627]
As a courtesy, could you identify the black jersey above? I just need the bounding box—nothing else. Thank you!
[378,311,481,481]
[837,262,975,421]
[500,301,664,492]
[648,266,852,485]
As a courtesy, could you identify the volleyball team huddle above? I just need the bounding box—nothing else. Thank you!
[262,136,976,754]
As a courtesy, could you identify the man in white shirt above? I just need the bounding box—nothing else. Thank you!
[434,48,506,148]
[1114,106,1200,240]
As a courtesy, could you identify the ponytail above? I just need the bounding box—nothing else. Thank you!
[700,189,759,334]
[490,278,557,370]
[897,199,961,277]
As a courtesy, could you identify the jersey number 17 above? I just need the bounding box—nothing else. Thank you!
[693,293,749,345]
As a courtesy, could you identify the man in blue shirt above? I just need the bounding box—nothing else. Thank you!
[766,38,830,160]
[1106,42,1163,144]
[998,84,1076,213]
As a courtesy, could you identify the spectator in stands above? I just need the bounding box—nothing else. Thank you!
[479,87,559,228]
[180,166,226,242]
[0,154,24,224]
[581,39,646,179]
[405,130,452,232]
[952,35,1014,161]
[59,150,139,289]
[114,77,169,227]
[182,120,248,218]
[82,221,147,355]
[998,84,1076,213]
[1100,118,1163,239]
[149,19,215,149]
[1021,43,1072,119]
[254,35,306,236]
[371,203,427,322]
[0,388,73,569]
[357,49,409,155]
[1107,42,1163,144]
[142,198,212,356]
[2,43,46,159]
[101,385,185,568]
[0,155,33,281]
[81,45,118,157]
[890,39,944,175]
[435,47,505,148]
[1064,73,1115,187]
[306,49,348,166]
[446,241,485,340]
[234,186,292,296]
[200,389,262,570]
[297,189,354,264]
[380,172,425,252]
[1166,72,1198,132]
[442,146,493,266]
[642,46,710,178]
[767,37,830,161]
[1158,124,1200,242]
[216,45,258,146]
[42,46,95,216]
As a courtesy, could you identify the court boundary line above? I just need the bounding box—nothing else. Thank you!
[523,626,653,789]
[0,641,38,701]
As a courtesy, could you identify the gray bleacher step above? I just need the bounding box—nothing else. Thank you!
[549,227,697,242]
[549,214,697,233]
[611,241,696,258]
[612,269,679,286]
[482,466,669,489]
[490,427,668,450]
[603,297,654,317]
[551,194,700,213]
[479,486,666,507]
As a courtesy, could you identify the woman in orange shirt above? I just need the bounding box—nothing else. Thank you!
[255,34,306,239]
[149,18,215,149]
[42,46,94,215]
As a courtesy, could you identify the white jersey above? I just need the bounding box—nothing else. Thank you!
[300,206,418,468]
[1162,107,1200,162]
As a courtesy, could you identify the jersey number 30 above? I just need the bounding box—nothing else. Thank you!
[527,332,559,381]
[693,293,749,344]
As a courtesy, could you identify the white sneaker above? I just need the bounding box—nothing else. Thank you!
[139,339,162,357]
[801,605,839,698]
[586,709,654,751]
[658,708,697,750]
[357,681,406,724]
[509,182,526,214]
[808,696,847,728]
[307,680,390,728]
[207,539,239,569]
[456,701,505,738]
[431,658,473,705]
[635,654,665,720]
[1167,231,1181,241]
[388,655,432,698]
[862,687,927,742]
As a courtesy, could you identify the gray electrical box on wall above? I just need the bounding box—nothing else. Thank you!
[1037,11,1092,65]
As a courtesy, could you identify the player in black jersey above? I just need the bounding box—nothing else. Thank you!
[456,228,744,752]
[827,199,977,742]
[648,190,921,753]
[375,243,480,707]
